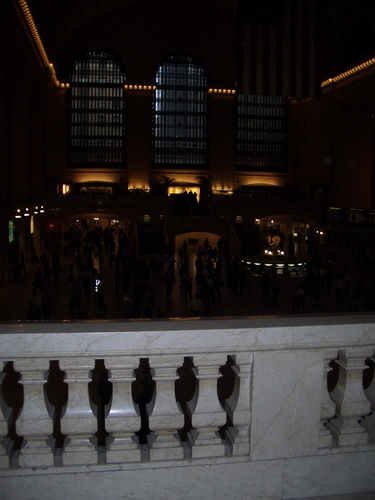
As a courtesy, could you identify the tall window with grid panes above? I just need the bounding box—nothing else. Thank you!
[152,55,208,170]
[67,51,126,169]
[236,95,288,172]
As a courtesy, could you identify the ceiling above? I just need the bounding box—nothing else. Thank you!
[24,0,375,79]
[321,0,375,76]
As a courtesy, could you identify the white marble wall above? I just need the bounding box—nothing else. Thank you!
[0,315,374,499]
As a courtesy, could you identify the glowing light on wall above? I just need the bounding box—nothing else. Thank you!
[167,185,200,202]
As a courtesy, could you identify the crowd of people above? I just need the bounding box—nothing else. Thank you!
[18,222,375,321]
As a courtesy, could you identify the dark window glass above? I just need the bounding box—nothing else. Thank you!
[152,55,207,169]
[236,95,288,172]
[67,52,126,168]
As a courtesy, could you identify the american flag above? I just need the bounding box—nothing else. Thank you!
[238,0,321,98]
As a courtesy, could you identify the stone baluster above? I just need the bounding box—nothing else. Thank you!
[60,358,97,465]
[187,354,227,458]
[148,355,184,461]
[362,354,375,440]
[13,359,54,467]
[0,372,13,467]
[105,356,140,463]
[326,348,372,446]
[319,351,337,448]
[225,353,252,456]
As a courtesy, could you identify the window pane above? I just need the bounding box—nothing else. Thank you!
[68,52,126,168]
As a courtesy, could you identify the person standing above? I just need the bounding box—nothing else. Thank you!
[260,271,270,300]
[164,268,174,299]
[144,287,155,318]
[41,290,53,319]
[190,294,203,316]
[27,289,41,320]
[42,259,52,285]
[122,295,133,318]
[335,273,345,310]
[20,251,26,272]
[52,259,61,285]
[182,271,193,304]
[97,275,107,311]
[114,265,121,294]
[33,267,44,292]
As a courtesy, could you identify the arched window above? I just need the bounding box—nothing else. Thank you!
[152,55,207,169]
[67,51,126,168]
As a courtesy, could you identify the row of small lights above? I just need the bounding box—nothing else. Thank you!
[19,0,375,93]
[18,0,68,88]
[247,262,304,267]
[15,206,44,218]
[124,85,236,94]
[321,57,375,88]
[208,88,236,94]
[124,85,156,91]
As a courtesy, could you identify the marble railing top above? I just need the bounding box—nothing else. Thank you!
[0,314,374,359]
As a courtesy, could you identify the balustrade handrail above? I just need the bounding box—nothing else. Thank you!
[1,314,374,357]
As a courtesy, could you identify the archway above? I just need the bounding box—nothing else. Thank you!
[42,212,132,252]
[175,231,222,256]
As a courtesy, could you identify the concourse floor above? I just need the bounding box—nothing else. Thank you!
[0,243,368,323]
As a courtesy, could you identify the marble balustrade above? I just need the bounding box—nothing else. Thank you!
[0,315,374,472]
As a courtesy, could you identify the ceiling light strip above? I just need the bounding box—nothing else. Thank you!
[17,0,69,88]
[321,57,375,88]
